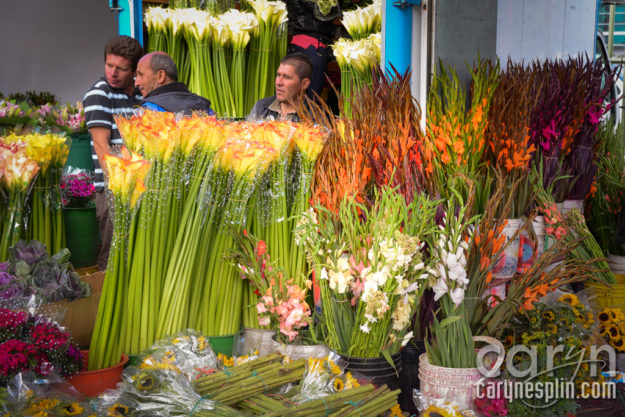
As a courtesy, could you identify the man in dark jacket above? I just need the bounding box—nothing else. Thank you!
[135,52,213,115]
[248,53,312,122]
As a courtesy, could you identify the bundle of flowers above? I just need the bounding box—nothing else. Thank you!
[0,240,90,304]
[0,139,39,261]
[501,294,602,416]
[597,307,625,352]
[4,133,70,256]
[297,187,439,357]
[341,0,381,40]
[0,308,83,386]
[60,169,95,208]
[88,149,151,370]
[332,33,381,112]
[230,228,312,340]
[144,2,287,117]
[50,102,87,135]
[424,58,498,204]
[0,373,94,417]
[587,121,625,256]
[525,58,619,201]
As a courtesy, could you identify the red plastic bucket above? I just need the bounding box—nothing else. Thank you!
[68,350,128,397]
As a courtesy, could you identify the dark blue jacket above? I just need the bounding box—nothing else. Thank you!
[141,82,213,115]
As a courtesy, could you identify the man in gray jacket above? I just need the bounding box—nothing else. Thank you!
[248,53,312,122]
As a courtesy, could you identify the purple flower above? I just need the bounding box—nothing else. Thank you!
[0,272,15,286]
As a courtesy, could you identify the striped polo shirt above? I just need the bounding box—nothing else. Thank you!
[83,77,142,191]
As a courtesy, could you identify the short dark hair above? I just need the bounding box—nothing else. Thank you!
[281,53,313,81]
[104,36,144,72]
[148,52,178,81]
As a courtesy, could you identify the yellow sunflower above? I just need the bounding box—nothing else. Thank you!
[421,405,459,417]
[63,403,84,416]
[30,399,59,410]
[546,324,558,334]
[598,310,612,323]
[503,334,515,349]
[608,324,620,339]
[333,377,345,391]
[542,310,556,321]
[107,403,129,416]
[613,337,625,352]
[559,293,580,306]
[32,412,48,417]
[389,404,403,417]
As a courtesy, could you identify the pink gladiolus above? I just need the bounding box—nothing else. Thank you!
[256,303,268,314]
[258,316,270,326]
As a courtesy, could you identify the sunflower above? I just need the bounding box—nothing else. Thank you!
[542,310,555,321]
[329,360,342,375]
[608,324,620,339]
[613,337,625,352]
[32,412,48,417]
[63,403,84,416]
[389,404,403,417]
[30,399,59,410]
[421,405,458,417]
[133,372,157,392]
[345,372,360,389]
[546,324,558,334]
[107,403,129,416]
[559,293,579,306]
[503,334,515,349]
[333,377,345,391]
[598,310,611,323]
[197,336,207,351]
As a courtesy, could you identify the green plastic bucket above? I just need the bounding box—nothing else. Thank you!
[65,133,94,171]
[209,333,239,356]
[64,206,98,267]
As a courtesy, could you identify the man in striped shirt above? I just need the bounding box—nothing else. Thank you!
[83,35,143,270]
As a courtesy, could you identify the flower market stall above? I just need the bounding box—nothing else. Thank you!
[2,2,625,413]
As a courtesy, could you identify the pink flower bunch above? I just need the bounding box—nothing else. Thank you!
[30,323,69,350]
[0,102,25,118]
[0,308,82,386]
[474,381,509,416]
[0,339,39,378]
[60,172,95,208]
[541,203,567,239]
[256,278,311,342]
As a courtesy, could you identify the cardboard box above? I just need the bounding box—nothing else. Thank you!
[41,271,105,348]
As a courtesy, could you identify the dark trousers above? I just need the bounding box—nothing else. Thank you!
[95,191,113,271]
[288,34,329,96]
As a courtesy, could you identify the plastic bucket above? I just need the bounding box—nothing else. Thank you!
[209,332,239,356]
[556,199,584,217]
[586,281,625,310]
[608,254,625,284]
[65,133,95,172]
[238,328,276,356]
[271,338,330,361]
[399,340,426,414]
[418,336,505,411]
[68,350,128,397]
[64,206,98,267]
[340,352,402,390]
[492,218,522,280]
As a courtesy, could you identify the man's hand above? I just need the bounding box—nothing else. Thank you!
[90,127,112,176]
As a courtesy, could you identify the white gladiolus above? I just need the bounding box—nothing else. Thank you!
[432,277,448,301]
[450,287,465,306]
[401,331,413,347]
[360,323,371,333]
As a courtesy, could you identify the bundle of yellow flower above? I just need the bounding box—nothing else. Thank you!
[597,307,625,352]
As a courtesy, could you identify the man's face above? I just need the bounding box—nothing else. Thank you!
[135,57,158,96]
[275,63,308,104]
[104,54,135,92]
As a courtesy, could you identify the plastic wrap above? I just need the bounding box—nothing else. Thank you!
[136,330,220,381]
[98,367,241,417]
[413,390,478,417]
[1,371,92,416]
[60,167,95,208]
